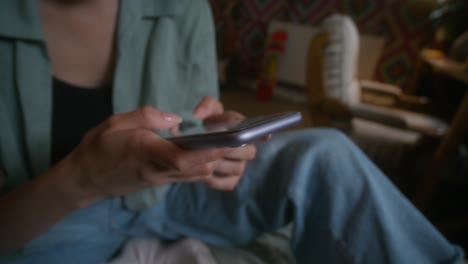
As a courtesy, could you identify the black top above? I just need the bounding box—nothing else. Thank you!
[51,78,113,165]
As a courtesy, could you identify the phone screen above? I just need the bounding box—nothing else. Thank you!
[171,118,244,138]
[178,113,293,136]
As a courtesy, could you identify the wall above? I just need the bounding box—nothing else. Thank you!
[209,0,435,92]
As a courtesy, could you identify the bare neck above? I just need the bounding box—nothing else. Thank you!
[39,0,119,88]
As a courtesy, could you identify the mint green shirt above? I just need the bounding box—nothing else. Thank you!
[0,0,219,210]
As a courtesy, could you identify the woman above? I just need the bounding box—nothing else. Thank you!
[0,0,464,263]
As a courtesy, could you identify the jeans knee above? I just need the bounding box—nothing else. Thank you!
[259,127,367,191]
[283,128,356,155]
[281,128,367,187]
[310,128,351,144]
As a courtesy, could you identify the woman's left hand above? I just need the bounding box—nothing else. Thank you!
[191,96,256,190]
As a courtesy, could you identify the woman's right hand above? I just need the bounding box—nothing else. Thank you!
[60,106,229,207]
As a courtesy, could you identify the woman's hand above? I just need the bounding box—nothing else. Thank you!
[191,96,257,191]
[62,106,234,207]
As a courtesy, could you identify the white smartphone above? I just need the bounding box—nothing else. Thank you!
[167,111,302,148]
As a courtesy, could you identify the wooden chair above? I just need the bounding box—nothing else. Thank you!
[304,15,449,195]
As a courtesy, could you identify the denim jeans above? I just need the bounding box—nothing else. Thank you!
[2,129,464,263]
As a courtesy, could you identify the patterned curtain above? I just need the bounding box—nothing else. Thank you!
[210,0,436,92]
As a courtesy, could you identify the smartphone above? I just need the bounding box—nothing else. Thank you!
[167,111,302,148]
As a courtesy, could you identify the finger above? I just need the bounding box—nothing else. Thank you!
[192,96,224,119]
[136,132,229,171]
[204,174,242,191]
[166,175,210,184]
[98,106,182,133]
[169,126,181,136]
[223,144,257,161]
[202,111,245,126]
[162,147,228,172]
[143,171,211,186]
[259,134,272,142]
[212,159,246,177]
[138,160,214,185]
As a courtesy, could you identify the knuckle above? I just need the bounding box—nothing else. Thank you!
[82,128,108,151]
[137,167,155,185]
[132,128,151,140]
[231,164,244,176]
[198,163,214,176]
[105,115,122,129]
[211,148,226,159]
[137,106,155,127]
[168,155,186,171]
[125,129,145,150]
[206,96,223,111]
[200,149,221,163]
[247,146,257,160]
[205,179,219,189]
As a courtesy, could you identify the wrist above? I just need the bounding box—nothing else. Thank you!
[45,153,104,210]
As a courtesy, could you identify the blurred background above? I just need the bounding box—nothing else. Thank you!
[208,0,468,252]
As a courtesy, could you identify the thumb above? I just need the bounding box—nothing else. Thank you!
[104,106,182,132]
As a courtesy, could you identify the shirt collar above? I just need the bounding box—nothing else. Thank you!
[0,1,44,42]
[0,0,184,42]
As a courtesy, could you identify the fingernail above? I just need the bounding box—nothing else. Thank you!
[163,113,182,123]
